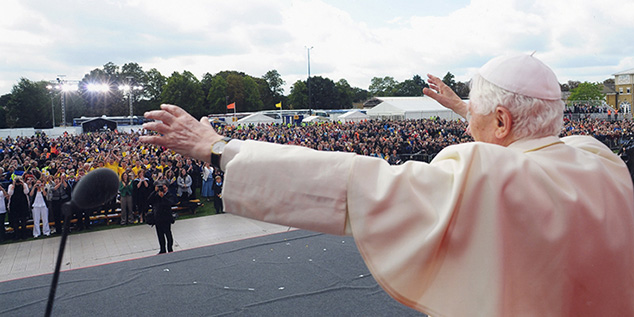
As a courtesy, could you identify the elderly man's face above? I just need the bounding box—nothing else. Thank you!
[467,102,498,144]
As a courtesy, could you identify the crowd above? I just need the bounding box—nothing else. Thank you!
[0,116,632,241]
[565,103,613,114]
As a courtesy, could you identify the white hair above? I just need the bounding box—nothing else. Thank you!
[469,74,564,140]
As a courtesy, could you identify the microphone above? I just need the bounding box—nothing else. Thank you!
[70,167,121,210]
[45,168,119,317]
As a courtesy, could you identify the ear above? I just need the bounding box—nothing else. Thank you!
[494,106,513,141]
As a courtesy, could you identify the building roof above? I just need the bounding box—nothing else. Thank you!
[369,96,450,113]
[613,68,634,76]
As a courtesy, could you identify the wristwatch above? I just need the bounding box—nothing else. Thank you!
[211,137,232,170]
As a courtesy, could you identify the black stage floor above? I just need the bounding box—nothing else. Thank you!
[0,230,423,316]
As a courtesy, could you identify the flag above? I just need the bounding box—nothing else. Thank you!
[227,102,235,110]
[275,102,282,108]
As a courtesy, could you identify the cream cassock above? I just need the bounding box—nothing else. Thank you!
[221,135,634,317]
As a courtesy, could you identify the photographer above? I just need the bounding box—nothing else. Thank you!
[147,181,177,254]
[8,176,29,240]
[29,179,50,237]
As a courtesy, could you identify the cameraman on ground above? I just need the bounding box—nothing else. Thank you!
[147,180,177,254]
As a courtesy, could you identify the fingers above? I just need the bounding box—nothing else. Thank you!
[139,135,165,147]
[144,104,191,126]
[200,116,212,127]
[144,109,175,126]
[160,104,189,118]
[142,121,170,135]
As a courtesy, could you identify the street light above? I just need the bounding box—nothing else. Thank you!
[119,77,143,125]
[46,84,56,127]
[305,46,313,114]
[47,76,79,127]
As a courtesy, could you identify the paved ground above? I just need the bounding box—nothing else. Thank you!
[0,214,293,283]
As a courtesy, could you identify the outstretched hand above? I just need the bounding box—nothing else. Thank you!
[423,74,468,119]
[140,104,222,163]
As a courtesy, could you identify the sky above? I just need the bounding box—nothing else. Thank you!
[2,0,634,96]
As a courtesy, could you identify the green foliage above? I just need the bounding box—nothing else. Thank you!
[161,71,205,118]
[6,79,51,128]
[335,79,353,108]
[3,60,477,125]
[0,94,10,128]
[142,68,167,112]
[369,76,398,96]
[442,72,456,91]
[369,75,427,97]
[207,76,228,114]
[288,80,307,109]
[263,70,285,96]
[243,76,264,111]
[225,73,245,112]
[568,82,604,102]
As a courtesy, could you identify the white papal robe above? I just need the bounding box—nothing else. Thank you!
[221,135,634,317]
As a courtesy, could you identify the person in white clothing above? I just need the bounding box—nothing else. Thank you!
[140,54,634,316]
[30,179,50,237]
[0,185,8,241]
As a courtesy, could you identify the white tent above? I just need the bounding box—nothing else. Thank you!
[366,96,463,120]
[302,115,330,123]
[234,113,276,126]
[338,110,369,123]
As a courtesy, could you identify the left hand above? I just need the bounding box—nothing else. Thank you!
[141,104,223,163]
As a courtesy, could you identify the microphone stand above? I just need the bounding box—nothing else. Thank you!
[45,201,74,317]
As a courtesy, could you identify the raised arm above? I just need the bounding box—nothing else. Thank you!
[423,74,469,119]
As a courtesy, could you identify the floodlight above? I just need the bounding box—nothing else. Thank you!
[61,83,76,92]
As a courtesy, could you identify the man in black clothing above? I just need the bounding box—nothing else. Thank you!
[148,181,177,254]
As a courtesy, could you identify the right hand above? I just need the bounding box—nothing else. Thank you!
[423,74,469,119]
[141,104,223,163]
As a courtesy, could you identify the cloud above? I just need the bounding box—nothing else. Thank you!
[1,0,633,96]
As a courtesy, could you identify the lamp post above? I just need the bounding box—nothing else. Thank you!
[305,46,313,114]
[46,85,56,127]
[119,77,143,125]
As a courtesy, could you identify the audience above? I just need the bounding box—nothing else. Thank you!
[0,116,632,240]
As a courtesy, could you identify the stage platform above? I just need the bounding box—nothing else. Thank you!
[0,214,422,316]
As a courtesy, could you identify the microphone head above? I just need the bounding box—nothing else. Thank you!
[71,168,120,210]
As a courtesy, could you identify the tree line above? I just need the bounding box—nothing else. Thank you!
[0,60,608,129]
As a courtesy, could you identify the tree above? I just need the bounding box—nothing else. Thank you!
[351,87,371,104]
[6,78,50,128]
[161,71,205,118]
[80,68,122,116]
[263,70,285,96]
[207,76,228,114]
[254,77,276,110]
[454,81,471,99]
[308,76,338,109]
[568,82,604,104]
[225,73,245,112]
[442,72,456,92]
[288,80,308,109]
[243,76,264,111]
[413,75,428,90]
[394,79,422,96]
[335,79,353,108]
[200,72,215,113]
[103,62,119,76]
[143,68,167,112]
[0,94,10,128]
[369,76,398,96]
